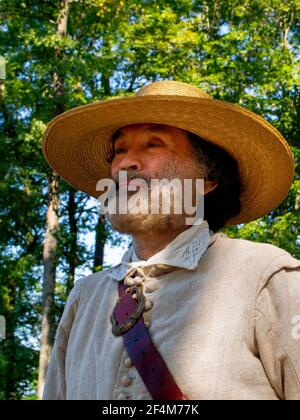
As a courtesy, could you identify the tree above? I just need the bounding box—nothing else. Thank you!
[0,0,299,399]
[37,0,69,399]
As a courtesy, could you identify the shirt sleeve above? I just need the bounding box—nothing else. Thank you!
[255,253,300,400]
[42,278,84,400]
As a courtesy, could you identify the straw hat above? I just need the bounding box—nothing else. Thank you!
[42,80,295,226]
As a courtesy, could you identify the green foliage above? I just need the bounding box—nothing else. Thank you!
[0,0,299,399]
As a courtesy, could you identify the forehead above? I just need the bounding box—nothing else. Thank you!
[112,123,181,143]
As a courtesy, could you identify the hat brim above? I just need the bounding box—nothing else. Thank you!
[42,95,295,226]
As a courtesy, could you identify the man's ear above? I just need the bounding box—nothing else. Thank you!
[204,180,218,195]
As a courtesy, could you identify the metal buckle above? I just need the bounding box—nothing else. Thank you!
[111,285,146,336]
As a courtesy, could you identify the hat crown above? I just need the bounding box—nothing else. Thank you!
[136,80,211,99]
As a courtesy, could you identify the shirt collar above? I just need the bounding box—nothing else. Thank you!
[108,220,216,281]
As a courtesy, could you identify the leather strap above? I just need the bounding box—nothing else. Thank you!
[113,281,188,400]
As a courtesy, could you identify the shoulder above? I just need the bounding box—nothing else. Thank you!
[212,232,296,263]
[73,265,119,295]
[214,232,291,257]
[208,233,300,288]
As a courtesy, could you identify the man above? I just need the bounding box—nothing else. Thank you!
[42,80,300,400]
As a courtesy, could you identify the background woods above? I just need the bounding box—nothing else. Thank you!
[0,0,299,399]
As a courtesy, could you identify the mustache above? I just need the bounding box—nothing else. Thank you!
[113,172,152,191]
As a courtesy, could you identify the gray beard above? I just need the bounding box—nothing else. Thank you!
[108,211,187,235]
[108,159,205,235]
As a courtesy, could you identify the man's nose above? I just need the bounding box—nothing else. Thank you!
[119,150,143,172]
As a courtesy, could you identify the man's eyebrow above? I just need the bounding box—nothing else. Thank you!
[145,125,168,134]
[112,125,169,144]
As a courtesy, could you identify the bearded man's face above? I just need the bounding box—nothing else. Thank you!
[108,123,215,235]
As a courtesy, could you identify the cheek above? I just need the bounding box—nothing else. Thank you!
[110,159,120,178]
[146,155,170,175]
[110,163,118,178]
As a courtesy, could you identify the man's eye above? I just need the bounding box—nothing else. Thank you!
[114,147,126,155]
[147,142,161,148]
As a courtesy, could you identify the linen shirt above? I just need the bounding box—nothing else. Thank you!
[43,221,300,400]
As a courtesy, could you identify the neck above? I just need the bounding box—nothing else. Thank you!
[132,226,190,260]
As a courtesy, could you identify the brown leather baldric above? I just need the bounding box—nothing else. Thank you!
[111,280,188,400]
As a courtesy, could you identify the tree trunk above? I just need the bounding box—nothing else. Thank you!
[37,0,69,400]
[0,59,15,139]
[93,214,107,272]
[38,170,60,399]
[93,70,111,272]
[0,80,4,103]
[0,56,5,100]
[101,73,111,96]
[3,277,17,399]
[66,188,78,294]
[295,191,300,212]
[0,58,18,399]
